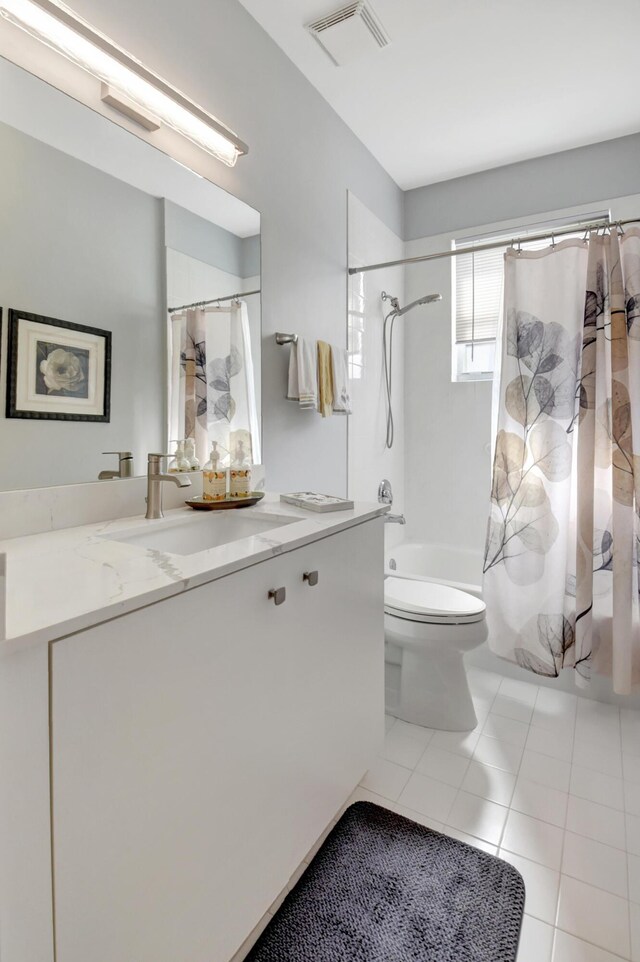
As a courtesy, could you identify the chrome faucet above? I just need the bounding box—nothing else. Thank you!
[378,479,405,524]
[99,451,134,480]
[145,453,191,520]
[378,478,393,505]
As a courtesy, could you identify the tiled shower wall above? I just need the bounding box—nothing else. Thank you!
[347,193,405,545]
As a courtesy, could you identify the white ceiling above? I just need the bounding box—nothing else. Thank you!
[238,0,640,190]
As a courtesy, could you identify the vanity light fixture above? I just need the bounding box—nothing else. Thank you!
[0,0,248,166]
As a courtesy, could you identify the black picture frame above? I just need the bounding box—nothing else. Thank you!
[6,309,111,422]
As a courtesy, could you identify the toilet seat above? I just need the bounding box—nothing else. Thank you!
[384,577,486,625]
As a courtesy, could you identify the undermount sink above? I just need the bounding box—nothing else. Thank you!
[104,510,297,556]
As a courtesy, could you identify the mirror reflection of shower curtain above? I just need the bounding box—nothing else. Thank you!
[169,301,261,468]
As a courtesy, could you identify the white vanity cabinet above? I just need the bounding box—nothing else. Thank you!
[49,517,383,962]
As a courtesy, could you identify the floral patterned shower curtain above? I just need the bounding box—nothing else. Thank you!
[169,301,261,468]
[484,229,640,693]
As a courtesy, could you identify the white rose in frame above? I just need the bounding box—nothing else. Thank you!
[40,348,85,394]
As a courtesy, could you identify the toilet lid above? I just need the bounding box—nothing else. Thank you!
[384,577,486,621]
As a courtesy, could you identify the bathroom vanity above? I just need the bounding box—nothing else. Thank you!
[0,496,385,962]
[0,35,385,962]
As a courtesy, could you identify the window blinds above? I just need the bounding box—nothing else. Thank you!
[454,246,505,344]
[453,213,608,345]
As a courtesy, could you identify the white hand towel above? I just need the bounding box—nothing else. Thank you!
[286,340,300,401]
[296,337,318,410]
[332,345,352,415]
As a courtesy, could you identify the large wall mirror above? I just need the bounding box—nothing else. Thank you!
[0,55,261,491]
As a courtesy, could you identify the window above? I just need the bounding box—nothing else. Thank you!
[451,211,609,382]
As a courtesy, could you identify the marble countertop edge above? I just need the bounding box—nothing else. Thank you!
[0,496,388,653]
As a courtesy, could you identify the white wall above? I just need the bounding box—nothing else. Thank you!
[347,194,404,539]
[403,231,492,555]
[242,274,262,429]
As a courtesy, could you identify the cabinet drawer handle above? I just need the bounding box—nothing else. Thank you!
[303,570,319,587]
[268,587,286,605]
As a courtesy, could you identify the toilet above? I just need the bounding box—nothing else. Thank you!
[384,577,487,732]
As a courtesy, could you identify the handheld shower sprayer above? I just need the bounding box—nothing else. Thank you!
[382,290,442,448]
[381,290,441,317]
[395,292,442,316]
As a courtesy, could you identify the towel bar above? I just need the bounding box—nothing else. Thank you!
[276,332,297,345]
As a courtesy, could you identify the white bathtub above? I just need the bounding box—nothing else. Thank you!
[384,541,483,599]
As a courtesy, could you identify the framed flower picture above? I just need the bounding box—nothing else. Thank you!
[6,309,111,421]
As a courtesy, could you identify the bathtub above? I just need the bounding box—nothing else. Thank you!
[384,541,483,599]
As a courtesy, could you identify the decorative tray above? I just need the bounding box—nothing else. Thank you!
[185,492,265,511]
[280,492,354,512]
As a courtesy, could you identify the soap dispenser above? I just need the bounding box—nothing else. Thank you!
[184,437,200,471]
[169,440,190,473]
[229,439,252,499]
[203,442,227,501]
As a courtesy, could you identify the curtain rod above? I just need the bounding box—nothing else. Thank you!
[168,288,261,314]
[348,217,640,275]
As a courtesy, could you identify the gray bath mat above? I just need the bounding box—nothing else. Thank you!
[245,801,525,962]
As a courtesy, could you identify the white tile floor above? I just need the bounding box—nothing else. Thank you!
[356,668,640,962]
[233,666,640,962]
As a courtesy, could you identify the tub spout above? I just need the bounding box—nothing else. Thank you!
[385,513,406,525]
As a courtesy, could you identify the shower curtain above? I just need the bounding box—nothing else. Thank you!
[484,229,640,693]
[169,300,261,468]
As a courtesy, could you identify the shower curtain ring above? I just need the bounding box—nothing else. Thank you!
[616,220,625,235]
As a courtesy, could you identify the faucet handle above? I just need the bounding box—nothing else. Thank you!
[378,478,393,505]
[147,453,173,462]
[103,451,133,458]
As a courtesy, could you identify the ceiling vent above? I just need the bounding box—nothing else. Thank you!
[307,2,391,66]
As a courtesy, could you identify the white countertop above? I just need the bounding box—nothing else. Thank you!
[0,494,387,652]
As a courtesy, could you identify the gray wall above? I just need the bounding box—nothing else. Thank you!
[0,120,165,489]
[70,0,404,497]
[0,122,262,491]
[164,199,259,278]
[405,132,640,240]
[241,235,261,279]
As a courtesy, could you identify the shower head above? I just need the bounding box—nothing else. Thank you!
[395,293,442,316]
[381,290,441,317]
